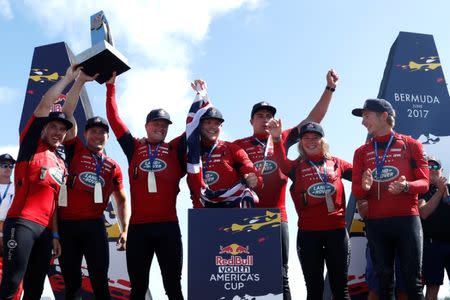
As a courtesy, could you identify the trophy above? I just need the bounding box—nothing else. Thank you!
[76,11,130,84]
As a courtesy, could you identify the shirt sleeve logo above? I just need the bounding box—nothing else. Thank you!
[307,182,336,198]
[371,166,399,182]
[139,158,167,172]
[79,172,106,188]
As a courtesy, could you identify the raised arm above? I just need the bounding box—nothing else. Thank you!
[267,118,295,176]
[62,70,98,140]
[35,65,80,117]
[295,69,339,130]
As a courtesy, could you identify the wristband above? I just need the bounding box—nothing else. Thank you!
[52,232,60,239]
[325,86,335,92]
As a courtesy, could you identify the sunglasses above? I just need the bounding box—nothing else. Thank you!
[0,164,14,169]
[428,164,441,171]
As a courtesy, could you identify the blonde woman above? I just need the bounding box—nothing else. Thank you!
[269,120,352,300]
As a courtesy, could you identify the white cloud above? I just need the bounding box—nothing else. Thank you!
[21,0,263,134]
[0,0,13,20]
[0,86,19,104]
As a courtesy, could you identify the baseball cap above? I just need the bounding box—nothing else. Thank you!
[300,121,324,138]
[43,112,73,130]
[200,107,224,123]
[0,154,16,164]
[251,101,277,118]
[146,109,172,124]
[85,116,109,133]
[352,98,395,117]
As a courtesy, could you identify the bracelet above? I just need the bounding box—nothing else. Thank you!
[325,86,336,92]
[52,232,60,239]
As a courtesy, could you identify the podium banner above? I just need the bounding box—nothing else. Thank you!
[188,208,283,300]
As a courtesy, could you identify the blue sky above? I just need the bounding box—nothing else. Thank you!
[1,0,450,298]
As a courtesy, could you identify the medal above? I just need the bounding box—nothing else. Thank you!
[58,183,68,207]
[374,132,395,201]
[147,144,160,193]
[308,160,335,213]
[91,153,105,203]
[94,181,103,203]
[325,190,335,213]
[147,171,157,193]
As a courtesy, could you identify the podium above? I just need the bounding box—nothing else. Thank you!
[188,208,283,300]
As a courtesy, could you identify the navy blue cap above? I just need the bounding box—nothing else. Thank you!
[300,121,324,138]
[352,98,395,117]
[0,154,15,164]
[146,109,172,124]
[201,107,224,123]
[44,112,73,130]
[85,116,109,133]
[251,101,277,118]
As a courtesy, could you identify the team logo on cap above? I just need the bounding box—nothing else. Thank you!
[372,166,399,182]
[254,160,278,174]
[79,172,106,188]
[139,159,167,172]
[307,182,336,198]
[204,171,219,185]
[49,167,65,186]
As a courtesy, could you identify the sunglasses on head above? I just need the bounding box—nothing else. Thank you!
[0,164,14,169]
[428,164,441,171]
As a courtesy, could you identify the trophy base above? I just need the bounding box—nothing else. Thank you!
[76,40,130,84]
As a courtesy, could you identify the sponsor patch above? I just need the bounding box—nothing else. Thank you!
[139,158,167,172]
[372,166,399,182]
[254,160,278,174]
[307,182,336,198]
[79,172,106,188]
[204,171,219,185]
[49,167,65,186]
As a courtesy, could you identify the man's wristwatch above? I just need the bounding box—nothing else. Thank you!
[402,182,409,193]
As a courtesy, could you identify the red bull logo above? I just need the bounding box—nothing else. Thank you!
[216,243,253,266]
[219,243,250,255]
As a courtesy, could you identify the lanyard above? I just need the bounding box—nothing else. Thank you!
[147,144,160,171]
[308,160,328,184]
[203,143,218,172]
[91,153,105,181]
[1,183,11,202]
[373,132,395,179]
[254,136,271,162]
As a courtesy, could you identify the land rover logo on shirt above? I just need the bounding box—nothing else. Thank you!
[139,158,167,172]
[49,167,64,186]
[254,160,278,174]
[79,172,105,188]
[307,182,336,198]
[204,171,219,185]
[372,166,399,182]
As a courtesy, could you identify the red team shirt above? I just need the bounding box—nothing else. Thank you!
[273,140,352,231]
[190,140,262,208]
[234,128,299,221]
[58,137,124,220]
[106,83,185,224]
[352,132,429,219]
[7,115,66,228]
